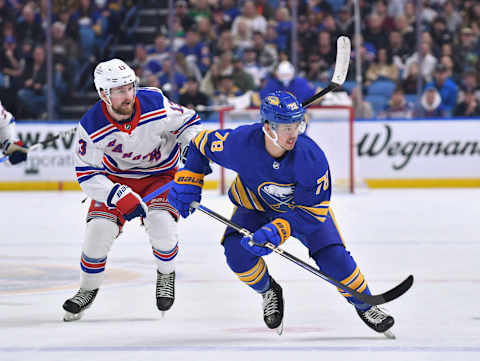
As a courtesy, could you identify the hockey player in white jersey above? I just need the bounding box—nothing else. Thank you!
[63,59,202,321]
[0,101,28,165]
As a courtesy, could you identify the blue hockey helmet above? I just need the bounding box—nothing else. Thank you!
[260,91,306,126]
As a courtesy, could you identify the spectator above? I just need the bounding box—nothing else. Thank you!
[256,0,276,20]
[365,48,400,85]
[378,88,413,119]
[231,55,255,93]
[212,30,238,57]
[0,0,15,35]
[147,34,170,57]
[0,35,22,112]
[232,18,254,51]
[175,0,195,33]
[374,0,394,32]
[51,21,78,89]
[443,0,462,34]
[16,3,45,46]
[189,0,212,21]
[393,15,415,52]
[315,31,336,72]
[364,12,389,51]
[402,61,422,95]
[336,6,354,38]
[157,58,187,98]
[177,29,211,75]
[440,55,456,80]
[425,63,458,115]
[179,77,209,110]
[212,73,244,106]
[252,31,278,73]
[459,69,480,102]
[389,30,409,73]
[211,6,230,34]
[430,17,453,52]
[231,1,267,38]
[453,90,480,117]
[175,53,202,83]
[219,0,240,28]
[404,41,438,82]
[242,47,268,88]
[197,17,217,47]
[414,86,445,118]
[274,7,292,52]
[132,44,153,84]
[200,62,222,96]
[68,0,107,60]
[351,87,374,119]
[17,45,48,119]
[260,60,314,103]
[456,27,479,72]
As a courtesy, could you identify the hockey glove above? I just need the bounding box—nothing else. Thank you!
[2,139,28,165]
[106,184,148,221]
[240,218,291,256]
[167,168,204,218]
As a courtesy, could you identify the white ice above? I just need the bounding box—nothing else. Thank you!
[1,188,479,361]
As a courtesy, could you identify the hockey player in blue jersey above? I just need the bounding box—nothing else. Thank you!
[168,90,395,336]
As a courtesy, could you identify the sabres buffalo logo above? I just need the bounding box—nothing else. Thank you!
[266,96,280,106]
[258,182,295,212]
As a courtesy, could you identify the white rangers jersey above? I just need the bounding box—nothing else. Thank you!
[74,87,202,203]
[0,102,15,147]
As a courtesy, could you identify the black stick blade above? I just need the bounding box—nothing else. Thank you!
[381,274,414,303]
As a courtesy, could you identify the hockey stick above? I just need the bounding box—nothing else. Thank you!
[143,180,174,203]
[190,201,414,306]
[302,35,351,108]
[0,127,77,164]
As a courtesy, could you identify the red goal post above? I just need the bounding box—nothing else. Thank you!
[216,105,356,194]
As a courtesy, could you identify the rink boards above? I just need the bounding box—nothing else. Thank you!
[0,118,479,190]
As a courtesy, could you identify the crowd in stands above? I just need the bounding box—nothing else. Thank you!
[1,0,479,120]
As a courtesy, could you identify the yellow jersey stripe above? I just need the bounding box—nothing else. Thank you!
[199,130,214,156]
[193,130,207,149]
[235,177,254,210]
[348,273,365,290]
[246,264,267,285]
[247,188,265,211]
[230,181,242,205]
[357,280,368,293]
[341,266,360,285]
[236,258,266,283]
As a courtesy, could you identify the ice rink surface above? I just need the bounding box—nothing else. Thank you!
[1,188,479,361]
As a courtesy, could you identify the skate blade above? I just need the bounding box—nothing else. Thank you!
[161,311,166,318]
[383,330,396,339]
[63,311,83,322]
[275,321,284,336]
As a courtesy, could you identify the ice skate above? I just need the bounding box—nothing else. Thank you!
[62,288,98,322]
[262,277,284,335]
[357,306,395,339]
[156,271,175,316]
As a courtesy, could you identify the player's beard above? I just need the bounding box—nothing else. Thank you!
[112,99,134,116]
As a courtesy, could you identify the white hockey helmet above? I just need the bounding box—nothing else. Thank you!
[93,58,137,105]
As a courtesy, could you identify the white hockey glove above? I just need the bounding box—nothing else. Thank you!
[106,184,148,221]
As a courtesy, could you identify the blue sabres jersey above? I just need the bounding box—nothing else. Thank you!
[188,123,333,236]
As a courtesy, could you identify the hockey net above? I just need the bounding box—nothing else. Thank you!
[213,105,357,194]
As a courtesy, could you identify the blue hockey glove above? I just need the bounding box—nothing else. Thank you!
[168,168,204,218]
[2,139,27,165]
[240,218,291,256]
